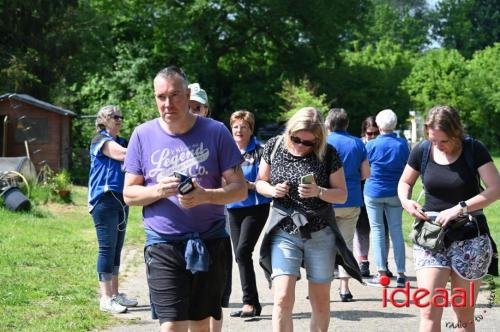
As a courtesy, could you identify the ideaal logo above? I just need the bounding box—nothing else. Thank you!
[380,276,476,308]
[377,275,496,328]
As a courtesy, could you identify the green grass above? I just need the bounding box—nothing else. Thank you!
[402,155,500,303]
[0,186,144,332]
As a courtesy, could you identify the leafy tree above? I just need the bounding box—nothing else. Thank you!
[135,0,370,123]
[277,78,328,120]
[351,0,431,52]
[325,40,413,136]
[432,0,500,58]
[0,1,110,99]
[402,48,467,118]
[70,43,156,183]
[462,43,500,147]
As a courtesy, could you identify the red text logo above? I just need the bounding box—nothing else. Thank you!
[381,280,475,308]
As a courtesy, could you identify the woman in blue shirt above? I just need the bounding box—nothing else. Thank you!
[364,109,409,288]
[88,105,136,313]
[227,110,271,318]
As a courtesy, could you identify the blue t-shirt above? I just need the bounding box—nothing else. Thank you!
[124,116,243,235]
[327,131,367,207]
[88,130,127,212]
[226,136,272,209]
[364,133,410,198]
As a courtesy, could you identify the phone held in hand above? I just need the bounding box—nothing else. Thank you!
[300,173,315,184]
[174,171,195,195]
[174,171,189,181]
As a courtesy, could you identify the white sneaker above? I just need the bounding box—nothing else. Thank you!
[114,293,138,308]
[100,297,127,313]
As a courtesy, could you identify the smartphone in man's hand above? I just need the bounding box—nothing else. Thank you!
[174,171,195,195]
[174,171,189,181]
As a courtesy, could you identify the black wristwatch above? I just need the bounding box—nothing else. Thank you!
[459,201,468,215]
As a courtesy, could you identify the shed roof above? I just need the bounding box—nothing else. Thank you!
[0,93,77,117]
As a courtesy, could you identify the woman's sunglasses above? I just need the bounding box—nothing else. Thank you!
[290,135,316,147]
[112,115,124,120]
[365,131,379,137]
[192,105,206,113]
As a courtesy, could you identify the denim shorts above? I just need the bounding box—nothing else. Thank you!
[270,226,336,283]
[413,234,492,280]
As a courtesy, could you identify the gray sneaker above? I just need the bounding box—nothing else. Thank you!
[100,297,127,314]
[114,293,138,308]
[366,275,390,288]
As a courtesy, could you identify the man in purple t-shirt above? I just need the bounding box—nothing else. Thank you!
[123,66,246,332]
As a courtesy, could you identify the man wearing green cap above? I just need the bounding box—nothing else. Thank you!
[187,82,234,332]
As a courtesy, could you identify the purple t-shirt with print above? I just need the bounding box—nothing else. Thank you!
[124,116,243,235]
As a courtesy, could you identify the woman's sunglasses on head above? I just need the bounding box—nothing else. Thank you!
[290,135,316,147]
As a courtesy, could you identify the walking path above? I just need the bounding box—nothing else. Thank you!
[101,240,498,331]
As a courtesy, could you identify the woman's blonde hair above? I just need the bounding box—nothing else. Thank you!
[284,107,327,160]
[229,110,255,133]
[95,105,121,132]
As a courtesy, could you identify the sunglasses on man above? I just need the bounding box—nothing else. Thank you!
[290,135,316,147]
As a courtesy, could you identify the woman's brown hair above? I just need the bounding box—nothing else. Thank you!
[229,110,255,133]
[424,105,464,142]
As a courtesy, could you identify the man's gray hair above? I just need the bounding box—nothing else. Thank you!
[325,108,349,132]
[376,109,398,131]
[154,66,189,88]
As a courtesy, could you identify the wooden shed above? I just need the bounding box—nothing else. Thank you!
[0,93,77,172]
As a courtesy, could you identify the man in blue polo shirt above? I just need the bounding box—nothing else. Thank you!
[326,108,370,302]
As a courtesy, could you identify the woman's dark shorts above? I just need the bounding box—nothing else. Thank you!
[145,237,228,324]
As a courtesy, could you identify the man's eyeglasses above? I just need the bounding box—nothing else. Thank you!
[290,135,316,147]
[366,131,379,137]
[112,115,124,121]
